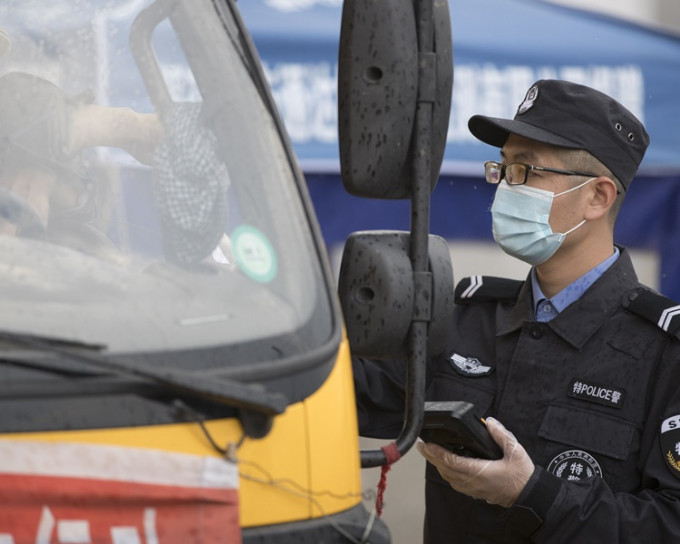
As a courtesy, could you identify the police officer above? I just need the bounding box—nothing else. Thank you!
[353,79,680,542]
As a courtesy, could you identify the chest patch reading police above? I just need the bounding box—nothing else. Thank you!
[661,415,680,479]
[547,450,602,481]
[448,353,494,377]
[567,378,625,409]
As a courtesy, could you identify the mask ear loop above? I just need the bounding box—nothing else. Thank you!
[554,177,597,198]
[554,177,596,237]
[561,218,587,236]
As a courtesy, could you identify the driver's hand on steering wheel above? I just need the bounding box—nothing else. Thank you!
[0,167,54,236]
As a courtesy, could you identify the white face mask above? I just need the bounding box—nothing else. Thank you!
[491,177,595,265]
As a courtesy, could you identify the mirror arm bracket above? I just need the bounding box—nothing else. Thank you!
[418,51,437,104]
[360,0,436,469]
[413,270,433,322]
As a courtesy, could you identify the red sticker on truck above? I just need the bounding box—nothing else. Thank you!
[0,440,241,543]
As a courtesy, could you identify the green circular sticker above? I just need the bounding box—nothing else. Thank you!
[232,225,277,283]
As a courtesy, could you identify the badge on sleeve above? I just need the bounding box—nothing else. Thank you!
[547,450,602,481]
[661,415,680,479]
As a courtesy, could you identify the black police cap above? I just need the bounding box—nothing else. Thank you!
[468,79,650,190]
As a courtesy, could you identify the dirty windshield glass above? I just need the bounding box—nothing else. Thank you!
[0,0,332,362]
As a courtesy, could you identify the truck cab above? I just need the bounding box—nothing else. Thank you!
[0,0,390,541]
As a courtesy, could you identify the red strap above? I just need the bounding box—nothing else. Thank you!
[375,442,401,517]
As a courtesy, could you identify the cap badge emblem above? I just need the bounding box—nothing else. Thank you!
[517,84,539,115]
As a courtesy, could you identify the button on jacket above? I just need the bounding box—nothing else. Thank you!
[353,247,680,543]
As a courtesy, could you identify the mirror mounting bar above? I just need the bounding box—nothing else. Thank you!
[360,0,437,468]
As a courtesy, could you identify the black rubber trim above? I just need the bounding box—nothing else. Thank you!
[242,503,391,544]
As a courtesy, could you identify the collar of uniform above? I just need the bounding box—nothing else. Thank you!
[496,246,638,348]
[496,278,534,335]
[531,247,620,319]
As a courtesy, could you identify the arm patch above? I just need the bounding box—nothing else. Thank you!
[455,275,523,304]
[624,288,680,337]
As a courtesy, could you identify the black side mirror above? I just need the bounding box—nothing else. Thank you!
[339,0,454,468]
[338,231,454,359]
[337,0,453,199]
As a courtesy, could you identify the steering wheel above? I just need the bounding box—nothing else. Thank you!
[0,186,47,237]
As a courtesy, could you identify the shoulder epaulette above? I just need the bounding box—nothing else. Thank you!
[624,287,680,337]
[455,275,523,304]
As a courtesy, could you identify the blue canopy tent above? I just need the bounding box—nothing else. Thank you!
[239,0,680,300]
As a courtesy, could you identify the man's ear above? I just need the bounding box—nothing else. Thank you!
[584,177,618,220]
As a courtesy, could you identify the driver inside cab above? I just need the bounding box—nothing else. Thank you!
[0,71,234,269]
[0,71,162,255]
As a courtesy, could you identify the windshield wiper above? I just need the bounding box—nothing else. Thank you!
[0,331,287,418]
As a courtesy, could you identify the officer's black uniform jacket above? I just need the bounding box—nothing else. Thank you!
[353,248,680,543]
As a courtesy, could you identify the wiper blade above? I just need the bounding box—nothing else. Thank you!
[0,374,165,400]
[0,331,287,417]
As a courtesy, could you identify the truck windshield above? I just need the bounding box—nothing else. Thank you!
[0,0,334,367]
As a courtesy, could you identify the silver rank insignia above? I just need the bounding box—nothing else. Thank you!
[449,353,494,377]
[661,414,680,479]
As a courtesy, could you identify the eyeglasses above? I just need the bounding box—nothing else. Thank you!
[484,161,599,186]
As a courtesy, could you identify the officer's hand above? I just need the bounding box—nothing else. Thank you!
[416,417,534,508]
